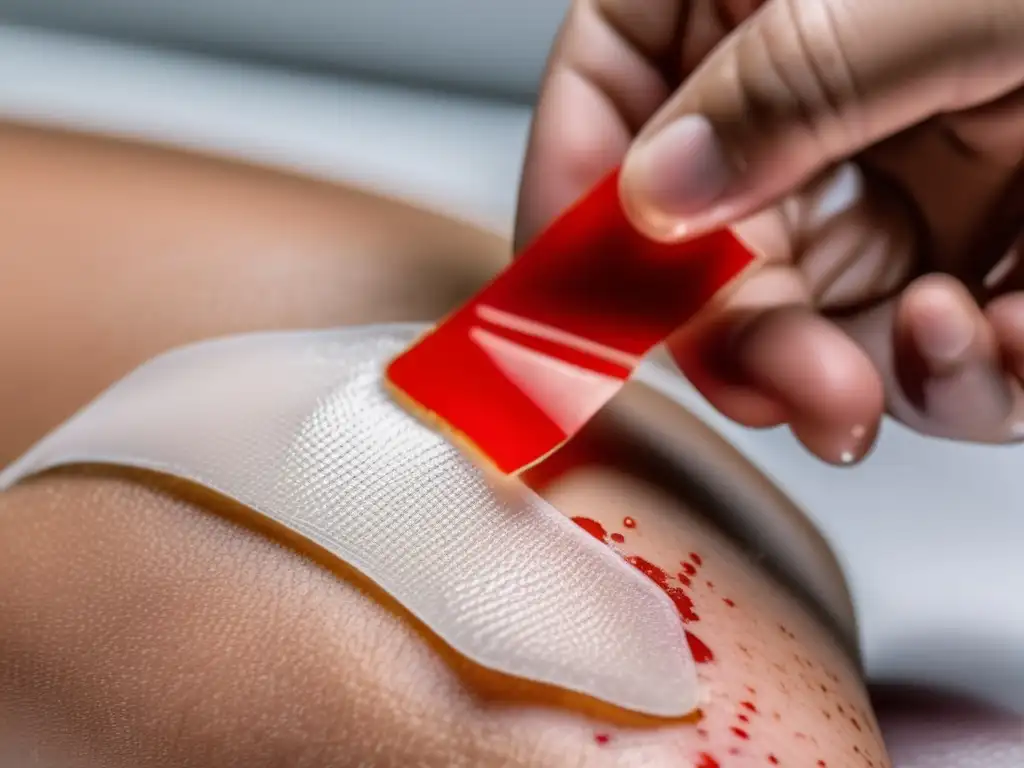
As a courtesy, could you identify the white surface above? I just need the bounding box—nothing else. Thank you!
[0,0,568,98]
[2,25,1022,712]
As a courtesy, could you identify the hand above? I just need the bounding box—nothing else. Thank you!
[517,0,1024,464]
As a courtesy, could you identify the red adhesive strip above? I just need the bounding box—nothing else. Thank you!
[386,168,758,475]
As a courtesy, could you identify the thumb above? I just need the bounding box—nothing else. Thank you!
[620,0,1024,241]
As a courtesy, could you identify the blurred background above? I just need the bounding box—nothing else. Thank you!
[0,3,1021,710]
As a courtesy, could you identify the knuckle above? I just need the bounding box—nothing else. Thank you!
[739,0,866,160]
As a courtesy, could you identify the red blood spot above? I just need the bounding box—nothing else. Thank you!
[723,598,736,607]
[594,733,611,746]
[625,555,701,622]
[623,516,637,529]
[741,701,758,713]
[681,562,698,576]
[768,756,780,765]
[610,532,625,543]
[625,556,670,588]
[731,727,750,740]
[571,517,607,542]
[668,587,700,622]
[686,632,715,663]
[738,714,750,723]
[706,580,715,590]
[817,762,827,767]
[677,573,693,587]
[690,552,703,566]
[851,717,862,731]
[696,754,720,768]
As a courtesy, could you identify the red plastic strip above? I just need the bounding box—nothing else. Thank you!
[386,168,758,475]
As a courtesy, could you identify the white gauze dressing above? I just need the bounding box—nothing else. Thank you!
[0,323,699,718]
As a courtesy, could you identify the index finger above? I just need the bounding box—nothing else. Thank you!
[515,0,764,248]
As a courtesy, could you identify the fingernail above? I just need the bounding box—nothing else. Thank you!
[792,420,874,467]
[623,115,736,238]
[837,424,870,465]
[912,310,975,370]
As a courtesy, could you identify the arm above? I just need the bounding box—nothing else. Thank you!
[0,123,887,767]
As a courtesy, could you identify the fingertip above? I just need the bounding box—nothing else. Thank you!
[790,419,880,467]
[896,276,1013,435]
[733,307,884,465]
[668,322,790,429]
[620,115,742,242]
[896,275,982,374]
[986,292,1024,372]
[673,307,884,461]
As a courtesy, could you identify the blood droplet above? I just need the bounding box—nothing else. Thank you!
[690,553,703,566]
[696,754,720,768]
[681,562,698,576]
[723,598,736,607]
[594,733,611,746]
[668,586,700,623]
[741,701,758,713]
[731,727,750,740]
[623,516,637,529]
[686,631,715,663]
[571,516,607,542]
[610,532,625,543]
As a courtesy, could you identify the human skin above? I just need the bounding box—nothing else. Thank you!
[0,122,988,766]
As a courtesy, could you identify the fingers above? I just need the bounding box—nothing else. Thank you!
[985,236,1024,437]
[893,275,1016,438]
[672,299,884,464]
[515,0,771,247]
[620,0,1024,240]
[989,296,1024,384]
[667,230,886,464]
[669,162,914,464]
[513,0,678,248]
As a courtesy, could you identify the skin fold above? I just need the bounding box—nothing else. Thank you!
[0,123,1014,766]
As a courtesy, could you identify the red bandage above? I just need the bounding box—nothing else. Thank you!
[386,169,758,475]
